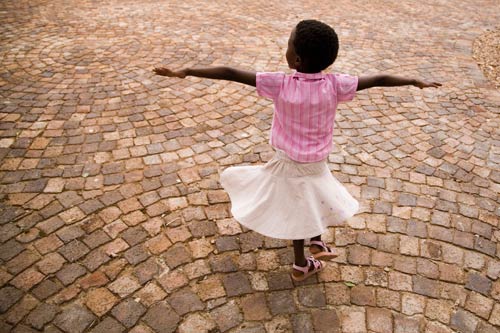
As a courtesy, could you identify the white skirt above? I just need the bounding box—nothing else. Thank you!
[219,150,359,240]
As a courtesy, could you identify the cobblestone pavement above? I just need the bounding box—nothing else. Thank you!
[1,0,499,332]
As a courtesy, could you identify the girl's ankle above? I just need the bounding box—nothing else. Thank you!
[294,259,307,267]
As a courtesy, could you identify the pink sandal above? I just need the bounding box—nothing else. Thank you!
[309,240,338,260]
[291,256,324,282]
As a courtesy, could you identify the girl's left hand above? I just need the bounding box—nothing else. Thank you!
[414,80,442,89]
[153,67,187,78]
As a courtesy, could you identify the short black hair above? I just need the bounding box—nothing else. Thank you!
[293,20,339,72]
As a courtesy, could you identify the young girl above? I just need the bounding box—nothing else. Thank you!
[154,19,440,281]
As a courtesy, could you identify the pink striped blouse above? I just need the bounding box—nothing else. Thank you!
[256,71,358,163]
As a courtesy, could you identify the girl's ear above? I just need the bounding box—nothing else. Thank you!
[294,56,302,70]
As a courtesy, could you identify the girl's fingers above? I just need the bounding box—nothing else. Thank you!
[153,67,174,76]
[153,67,184,78]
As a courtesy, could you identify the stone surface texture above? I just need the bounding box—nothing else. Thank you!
[0,0,499,332]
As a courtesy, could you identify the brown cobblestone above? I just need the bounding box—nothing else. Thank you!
[25,303,58,330]
[367,307,393,333]
[0,286,25,314]
[32,279,63,300]
[210,301,243,332]
[85,287,118,317]
[111,298,146,328]
[143,302,180,333]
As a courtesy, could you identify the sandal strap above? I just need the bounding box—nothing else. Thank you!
[292,263,309,273]
[293,257,322,273]
[310,240,330,252]
[308,257,322,270]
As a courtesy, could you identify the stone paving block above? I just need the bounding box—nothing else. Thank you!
[79,271,109,290]
[182,258,210,280]
[6,250,39,275]
[215,235,240,252]
[267,271,294,291]
[268,290,296,315]
[58,240,90,262]
[394,313,423,333]
[56,263,86,286]
[489,303,500,326]
[350,284,376,306]
[111,298,146,328]
[240,293,271,321]
[325,283,350,305]
[413,275,440,298]
[85,288,118,317]
[310,309,340,333]
[340,306,366,333]
[367,307,393,333]
[167,287,204,316]
[255,250,279,271]
[222,271,252,297]
[291,313,314,333]
[10,268,44,292]
[465,291,494,320]
[465,272,492,296]
[388,271,413,291]
[89,317,125,333]
[195,275,226,301]
[31,279,63,300]
[134,282,166,307]
[0,239,25,262]
[377,288,401,311]
[123,244,149,265]
[25,303,58,330]
[53,304,96,333]
[209,300,242,332]
[188,238,213,258]
[347,245,371,265]
[209,253,238,273]
[165,226,191,243]
[4,294,38,325]
[162,243,192,269]
[177,313,216,333]
[297,285,327,308]
[450,309,479,333]
[491,280,500,302]
[142,301,180,333]
[394,255,416,274]
[82,249,111,272]
[477,321,500,333]
[425,298,453,324]
[83,230,111,249]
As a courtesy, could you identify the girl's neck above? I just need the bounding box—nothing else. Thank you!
[296,70,322,74]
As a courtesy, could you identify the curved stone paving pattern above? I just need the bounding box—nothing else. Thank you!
[0,0,499,332]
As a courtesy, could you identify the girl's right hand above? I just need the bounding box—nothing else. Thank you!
[153,67,187,78]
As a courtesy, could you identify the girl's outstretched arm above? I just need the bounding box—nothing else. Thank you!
[357,74,441,91]
[154,66,256,87]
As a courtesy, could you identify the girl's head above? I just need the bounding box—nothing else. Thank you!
[286,20,339,73]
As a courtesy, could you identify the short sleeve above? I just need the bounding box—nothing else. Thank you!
[333,74,358,102]
[256,72,285,99]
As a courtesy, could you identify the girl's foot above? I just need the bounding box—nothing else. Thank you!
[309,240,338,260]
[291,256,323,282]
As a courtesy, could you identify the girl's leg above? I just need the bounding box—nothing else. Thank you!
[310,234,338,260]
[293,239,307,266]
[292,239,323,281]
[310,234,322,252]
